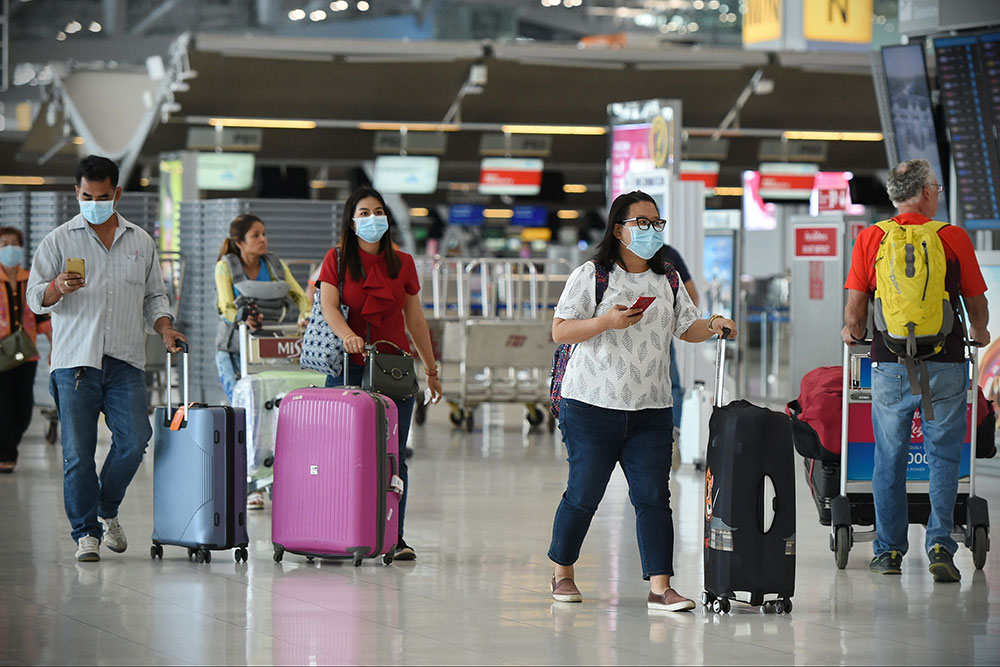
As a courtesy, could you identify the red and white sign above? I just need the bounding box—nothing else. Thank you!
[794,224,840,260]
[680,160,720,189]
[479,158,544,195]
[758,162,819,200]
[812,171,852,213]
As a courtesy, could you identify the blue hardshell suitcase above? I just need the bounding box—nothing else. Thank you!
[150,346,249,563]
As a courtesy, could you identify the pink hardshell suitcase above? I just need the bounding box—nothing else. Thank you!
[271,384,402,566]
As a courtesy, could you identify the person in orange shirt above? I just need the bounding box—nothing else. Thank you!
[842,158,990,582]
[0,226,52,472]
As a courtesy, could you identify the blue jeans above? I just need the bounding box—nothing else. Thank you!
[550,398,675,579]
[327,362,415,541]
[871,361,968,556]
[50,356,152,542]
[669,341,683,430]
[215,351,242,402]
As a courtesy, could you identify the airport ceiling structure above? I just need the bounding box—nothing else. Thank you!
[3,0,899,208]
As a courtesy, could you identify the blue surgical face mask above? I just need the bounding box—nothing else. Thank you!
[0,245,22,267]
[620,224,663,260]
[79,199,116,225]
[354,214,389,244]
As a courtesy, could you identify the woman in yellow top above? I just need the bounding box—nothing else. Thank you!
[214,214,311,401]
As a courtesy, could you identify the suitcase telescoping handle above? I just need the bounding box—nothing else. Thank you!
[713,327,732,408]
[165,340,190,424]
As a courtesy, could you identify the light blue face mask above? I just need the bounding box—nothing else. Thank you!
[354,214,389,244]
[620,224,663,260]
[79,199,116,225]
[0,245,22,267]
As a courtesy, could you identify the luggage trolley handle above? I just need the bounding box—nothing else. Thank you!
[713,327,733,408]
[165,340,190,425]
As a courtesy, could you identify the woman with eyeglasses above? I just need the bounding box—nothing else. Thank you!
[547,190,737,611]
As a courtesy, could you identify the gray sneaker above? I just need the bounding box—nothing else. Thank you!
[928,545,961,583]
[75,535,101,562]
[98,516,127,553]
[869,550,903,575]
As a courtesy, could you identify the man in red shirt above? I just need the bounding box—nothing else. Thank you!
[843,158,990,582]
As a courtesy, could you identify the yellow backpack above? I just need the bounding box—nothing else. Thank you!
[872,219,954,419]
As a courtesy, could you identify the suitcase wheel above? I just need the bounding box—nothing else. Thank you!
[234,547,248,563]
[352,555,363,567]
[193,548,211,564]
[273,547,284,563]
[383,553,394,565]
[306,556,315,563]
[711,598,730,614]
[150,544,163,560]
[700,591,716,606]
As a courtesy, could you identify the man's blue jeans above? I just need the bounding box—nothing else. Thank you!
[871,360,968,556]
[549,398,675,580]
[50,356,152,542]
[327,362,415,541]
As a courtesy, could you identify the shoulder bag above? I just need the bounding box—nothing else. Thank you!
[0,325,37,373]
[299,251,350,377]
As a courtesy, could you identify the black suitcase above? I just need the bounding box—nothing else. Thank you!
[804,457,839,526]
[702,334,795,614]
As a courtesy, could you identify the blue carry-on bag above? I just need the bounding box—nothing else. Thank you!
[151,342,250,563]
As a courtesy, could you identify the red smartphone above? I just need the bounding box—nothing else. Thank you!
[629,296,655,312]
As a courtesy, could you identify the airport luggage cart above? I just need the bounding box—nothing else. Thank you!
[830,341,990,569]
[235,320,325,495]
[423,257,569,432]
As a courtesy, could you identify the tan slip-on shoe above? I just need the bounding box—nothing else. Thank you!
[647,588,695,611]
[551,576,583,603]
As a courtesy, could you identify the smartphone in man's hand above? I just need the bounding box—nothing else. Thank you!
[65,257,85,279]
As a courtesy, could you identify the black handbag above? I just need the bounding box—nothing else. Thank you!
[362,339,420,401]
[0,326,37,373]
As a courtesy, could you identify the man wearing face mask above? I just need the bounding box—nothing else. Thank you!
[0,226,52,473]
[26,155,186,562]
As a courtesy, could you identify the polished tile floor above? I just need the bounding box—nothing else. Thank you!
[2,402,999,666]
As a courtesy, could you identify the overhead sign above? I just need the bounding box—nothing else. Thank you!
[187,127,262,152]
[196,152,255,190]
[743,0,782,45]
[374,131,447,155]
[373,155,439,194]
[704,210,741,231]
[811,171,853,214]
[758,138,828,163]
[478,157,543,195]
[512,205,548,226]
[479,133,552,157]
[680,160,720,189]
[803,0,873,44]
[794,224,841,260]
[448,204,485,226]
[758,162,819,200]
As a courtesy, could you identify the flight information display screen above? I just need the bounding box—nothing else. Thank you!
[934,34,1000,229]
[880,43,949,222]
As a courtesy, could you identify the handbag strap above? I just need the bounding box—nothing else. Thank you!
[368,339,411,357]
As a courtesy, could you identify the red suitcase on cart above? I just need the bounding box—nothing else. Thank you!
[270,378,402,566]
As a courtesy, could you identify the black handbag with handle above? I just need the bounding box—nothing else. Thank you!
[0,326,37,373]
[362,339,420,401]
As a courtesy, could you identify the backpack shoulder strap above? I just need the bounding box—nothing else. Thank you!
[924,220,950,234]
[593,261,610,307]
[662,260,680,297]
[224,253,246,283]
[874,219,897,235]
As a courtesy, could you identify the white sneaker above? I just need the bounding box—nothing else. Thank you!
[98,516,127,553]
[75,535,101,562]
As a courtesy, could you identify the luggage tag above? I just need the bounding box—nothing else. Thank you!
[168,403,195,431]
[390,474,405,496]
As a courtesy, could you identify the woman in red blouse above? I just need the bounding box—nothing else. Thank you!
[317,187,442,561]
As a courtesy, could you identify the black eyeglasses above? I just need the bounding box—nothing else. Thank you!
[927,182,945,193]
[618,217,667,232]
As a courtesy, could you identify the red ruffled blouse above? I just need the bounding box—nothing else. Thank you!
[317,247,420,367]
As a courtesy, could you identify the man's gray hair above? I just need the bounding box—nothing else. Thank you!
[886,158,935,206]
